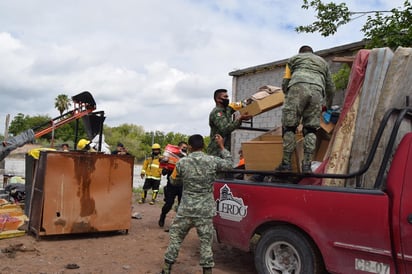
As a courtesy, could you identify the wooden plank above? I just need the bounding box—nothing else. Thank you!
[332,56,356,64]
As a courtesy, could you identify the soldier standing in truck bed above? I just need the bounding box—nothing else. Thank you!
[277,45,335,173]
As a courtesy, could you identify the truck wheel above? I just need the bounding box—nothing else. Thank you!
[254,227,322,274]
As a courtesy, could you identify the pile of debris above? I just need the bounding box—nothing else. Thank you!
[0,198,27,239]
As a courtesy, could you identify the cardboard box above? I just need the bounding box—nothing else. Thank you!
[238,92,284,116]
[240,112,332,171]
[320,115,335,134]
[241,129,303,172]
[314,128,331,161]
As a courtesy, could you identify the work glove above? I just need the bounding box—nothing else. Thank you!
[229,101,244,111]
[282,79,290,94]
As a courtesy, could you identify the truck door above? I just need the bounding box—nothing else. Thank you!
[399,166,412,273]
[392,133,412,273]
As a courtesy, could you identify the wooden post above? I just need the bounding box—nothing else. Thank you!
[0,114,10,187]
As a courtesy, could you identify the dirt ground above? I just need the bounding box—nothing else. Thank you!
[0,193,256,274]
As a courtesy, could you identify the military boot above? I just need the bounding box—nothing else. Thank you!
[160,261,173,274]
[158,213,166,227]
[203,267,212,274]
[275,152,292,172]
[302,152,313,173]
[302,161,312,173]
[275,161,292,172]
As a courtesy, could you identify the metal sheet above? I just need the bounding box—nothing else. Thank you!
[29,151,133,237]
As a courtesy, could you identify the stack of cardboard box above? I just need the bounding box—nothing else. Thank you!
[238,91,335,172]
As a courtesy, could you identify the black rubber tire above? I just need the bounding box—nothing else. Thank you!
[254,226,323,274]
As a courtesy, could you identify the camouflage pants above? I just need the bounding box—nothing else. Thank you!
[282,83,323,162]
[164,215,214,268]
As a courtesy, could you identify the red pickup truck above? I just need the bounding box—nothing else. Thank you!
[213,108,412,274]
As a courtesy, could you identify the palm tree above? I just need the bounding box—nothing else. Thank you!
[54,94,72,116]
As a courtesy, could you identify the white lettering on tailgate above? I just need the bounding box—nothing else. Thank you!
[215,184,248,222]
[355,258,390,274]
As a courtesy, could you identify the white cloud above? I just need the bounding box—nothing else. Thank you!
[0,0,406,139]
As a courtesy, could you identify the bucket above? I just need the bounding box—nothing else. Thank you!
[160,144,181,170]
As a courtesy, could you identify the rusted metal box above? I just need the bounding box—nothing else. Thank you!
[29,151,134,237]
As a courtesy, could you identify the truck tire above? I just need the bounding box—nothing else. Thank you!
[254,227,323,274]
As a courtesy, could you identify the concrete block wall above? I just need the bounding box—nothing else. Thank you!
[231,68,285,163]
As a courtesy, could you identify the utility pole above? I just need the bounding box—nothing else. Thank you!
[4,114,10,140]
[0,114,10,187]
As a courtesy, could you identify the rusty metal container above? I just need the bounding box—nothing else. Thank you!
[28,151,134,237]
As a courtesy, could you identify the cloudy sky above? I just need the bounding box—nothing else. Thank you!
[0,0,404,137]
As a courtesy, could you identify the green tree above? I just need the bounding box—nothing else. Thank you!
[104,123,146,160]
[7,112,192,160]
[105,127,189,162]
[138,130,190,161]
[8,112,87,146]
[332,64,351,90]
[8,113,51,136]
[296,0,412,49]
[54,120,87,142]
[54,94,72,116]
[8,113,26,135]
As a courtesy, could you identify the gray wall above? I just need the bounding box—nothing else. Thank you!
[230,69,284,161]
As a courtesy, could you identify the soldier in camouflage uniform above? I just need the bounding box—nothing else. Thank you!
[277,45,335,173]
[207,89,251,156]
[161,134,233,274]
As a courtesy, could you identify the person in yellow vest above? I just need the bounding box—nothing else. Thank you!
[139,143,163,205]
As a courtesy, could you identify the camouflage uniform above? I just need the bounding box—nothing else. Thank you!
[207,106,241,156]
[164,149,233,269]
[281,51,335,168]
